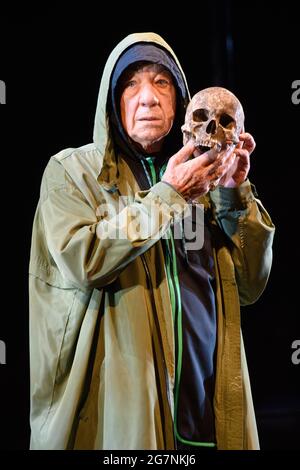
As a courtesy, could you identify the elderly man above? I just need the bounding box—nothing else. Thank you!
[29,32,274,450]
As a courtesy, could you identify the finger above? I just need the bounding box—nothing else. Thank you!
[235,141,243,150]
[234,148,250,161]
[239,132,256,154]
[172,141,196,164]
[214,152,237,178]
[198,142,235,167]
[234,149,250,174]
[190,147,219,167]
[207,145,236,174]
[206,153,236,181]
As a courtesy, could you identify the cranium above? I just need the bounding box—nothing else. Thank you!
[182,87,244,153]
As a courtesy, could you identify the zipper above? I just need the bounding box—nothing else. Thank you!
[145,157,186,448]
[145,157,178,320]
[141,156,176,448]
[147,157,216,447]
[141,253,175,448]
[145,157,182,446]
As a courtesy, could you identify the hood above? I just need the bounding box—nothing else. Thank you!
[93,32,190,181]
[109,43,189,166]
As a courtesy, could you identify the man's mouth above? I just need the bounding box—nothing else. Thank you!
[138,117,160,121]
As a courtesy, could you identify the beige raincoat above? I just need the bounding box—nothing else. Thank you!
[29,32,275,450]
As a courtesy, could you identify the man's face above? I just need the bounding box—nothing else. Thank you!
[120,64,176,154]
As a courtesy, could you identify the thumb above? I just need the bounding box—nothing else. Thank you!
[172,141,195,165]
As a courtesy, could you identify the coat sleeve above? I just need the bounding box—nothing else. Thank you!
[40,162,187,290]
[209,180,275,305]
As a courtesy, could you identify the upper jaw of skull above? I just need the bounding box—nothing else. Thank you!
[182,125,228,154]
[193,126,224,153]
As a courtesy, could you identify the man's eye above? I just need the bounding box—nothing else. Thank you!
[156,79,169,86]
[126,80,137,88]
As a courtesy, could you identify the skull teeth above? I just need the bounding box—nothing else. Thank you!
[196,140,222,151]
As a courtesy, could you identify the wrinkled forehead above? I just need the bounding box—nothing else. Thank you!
[118,62,174,89]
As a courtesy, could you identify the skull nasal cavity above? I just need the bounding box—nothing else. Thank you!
[206,120,217,134]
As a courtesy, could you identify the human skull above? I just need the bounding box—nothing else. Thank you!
[182,87,244,153]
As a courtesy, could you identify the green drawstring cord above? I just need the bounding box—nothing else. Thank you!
[143,157,177,323]
[159,162,167,181]
[144,158,181,438]
[145,157,157,185]
[144,157,168,185]
[159,159,188,264]
[180,219,188,264]
[143,157,215,447]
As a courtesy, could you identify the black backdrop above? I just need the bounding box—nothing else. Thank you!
[0,3,299,452]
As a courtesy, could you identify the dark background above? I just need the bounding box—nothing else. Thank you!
[0,2,299,451]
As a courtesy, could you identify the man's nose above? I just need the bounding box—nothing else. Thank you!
[139,84,159,106]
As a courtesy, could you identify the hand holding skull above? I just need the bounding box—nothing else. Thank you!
[162,87,255,200]
[218,131,256,187]
[162,140,237,200]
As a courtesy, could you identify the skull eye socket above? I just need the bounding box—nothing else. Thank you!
[193,108,209,122]
[220,113,235,128]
